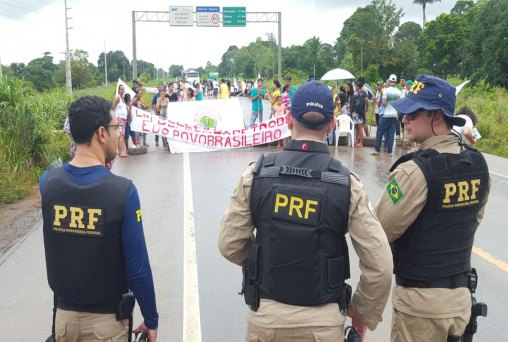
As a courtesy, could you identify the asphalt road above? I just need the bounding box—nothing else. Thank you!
[1,99,507,341]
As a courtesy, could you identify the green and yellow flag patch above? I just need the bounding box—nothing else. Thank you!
[386,178,403,204]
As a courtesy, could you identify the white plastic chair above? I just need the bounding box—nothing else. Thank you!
[335,114,355,147]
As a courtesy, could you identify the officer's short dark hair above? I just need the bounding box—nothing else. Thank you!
[69,96,113,145]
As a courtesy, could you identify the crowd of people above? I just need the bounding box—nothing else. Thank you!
[62,74,481,160]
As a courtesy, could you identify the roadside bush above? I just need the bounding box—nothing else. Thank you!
[0,75,70,204]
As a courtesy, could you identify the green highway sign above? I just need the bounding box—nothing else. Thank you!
[223,7,246,27]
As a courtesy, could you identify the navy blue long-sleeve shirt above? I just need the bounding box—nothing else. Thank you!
[40,163,159,329]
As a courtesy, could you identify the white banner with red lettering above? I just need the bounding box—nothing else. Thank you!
[130,99,290,153]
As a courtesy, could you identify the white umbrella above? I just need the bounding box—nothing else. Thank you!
[321,68,355,81]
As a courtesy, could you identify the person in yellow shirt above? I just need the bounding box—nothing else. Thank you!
[269,79,281,119]
[219,79,230,99]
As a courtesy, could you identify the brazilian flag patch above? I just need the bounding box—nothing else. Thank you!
[386,178,403,204]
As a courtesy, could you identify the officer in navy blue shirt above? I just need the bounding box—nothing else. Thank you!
[40,96,158,341]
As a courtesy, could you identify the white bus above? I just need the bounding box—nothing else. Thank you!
[183,69,200,86]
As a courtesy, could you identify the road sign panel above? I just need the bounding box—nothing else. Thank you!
[196,6,221,27]
[223,7,246,27]
[169,6,194,26]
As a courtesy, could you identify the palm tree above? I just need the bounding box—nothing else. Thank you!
[413,0,442,29]
[304,37,322,78]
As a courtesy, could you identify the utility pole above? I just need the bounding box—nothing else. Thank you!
[0,55,3,78]
[104,41,108,86]
[277,12,282,80]
[64,0,73,96]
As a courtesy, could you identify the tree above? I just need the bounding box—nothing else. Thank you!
[394,21,422,43]
[418,13,468,78]
[168,65,183,78]
[6,63,25,77]
[71,50,99,89]
[413,0,442,29]
[136,60,155,80]
[339,0,403,76]
[98,50,131,82]
[23,52,58,91]
[463,0,508,86]
[451,0,475,15]
[304,37,322,77]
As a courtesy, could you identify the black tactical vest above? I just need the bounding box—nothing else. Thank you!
[42,167,131,305]
[249,142,351,306]
[392,147,489,283]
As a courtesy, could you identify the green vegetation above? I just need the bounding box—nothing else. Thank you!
[0,75,70,204]
[456,84,508,158]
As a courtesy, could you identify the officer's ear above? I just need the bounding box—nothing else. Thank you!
[286,112,294,130]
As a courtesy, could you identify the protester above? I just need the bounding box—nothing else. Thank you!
[112,84,129,157]
[123,93,139,149]
[453,106,480,145]
[249,78,266,126]
[269,79,282,119]
[372,74,401,156]
[195,83,203,101]
[350,79,367,147]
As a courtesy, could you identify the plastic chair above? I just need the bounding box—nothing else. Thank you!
[335,114,355,147]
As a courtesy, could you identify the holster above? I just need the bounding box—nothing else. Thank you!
[338,283,352,313]
[115,292,136,321]
[240,244,261,311]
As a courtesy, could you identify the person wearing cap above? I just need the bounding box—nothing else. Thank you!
[372,74,401,156]
[219,81,393,341]
[373,81,384,126]
[375,74,491,341]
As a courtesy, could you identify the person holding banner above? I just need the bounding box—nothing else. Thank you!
[249,78,266,127]
[219,81,392,341]
[112,84,129,157]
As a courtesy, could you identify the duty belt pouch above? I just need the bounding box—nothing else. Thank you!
[115,291,136,321]
[241,244,261,311]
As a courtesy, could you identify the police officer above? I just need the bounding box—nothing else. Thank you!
[40,96,158,341]
[219,81,393,341]
[376,75,491,341]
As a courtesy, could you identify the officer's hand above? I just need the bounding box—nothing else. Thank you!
[133,322,158,342]
[347,308,367,341]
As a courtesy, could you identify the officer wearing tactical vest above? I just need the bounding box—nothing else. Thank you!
[376,75,491,342]
[219,81,393,341]
[40,96,158,341]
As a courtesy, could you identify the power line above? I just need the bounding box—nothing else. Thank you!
[0,12,29,21]
[0,1,38,13]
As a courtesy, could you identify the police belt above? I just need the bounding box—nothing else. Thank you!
[395,273,469,289]
[56,296,116,314]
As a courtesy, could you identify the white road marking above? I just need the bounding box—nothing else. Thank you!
[183,152,202,342]
[490,171,508,180]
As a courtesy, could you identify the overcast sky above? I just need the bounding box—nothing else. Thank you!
[0,0,456,72]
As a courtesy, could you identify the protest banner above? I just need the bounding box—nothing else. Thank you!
[130,99,290,153]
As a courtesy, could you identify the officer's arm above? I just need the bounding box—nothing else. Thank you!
[476,176,491,226]
[375,162,427,242]
[347,174,393,331]
[122,185,159,330]
[218,164,255,266]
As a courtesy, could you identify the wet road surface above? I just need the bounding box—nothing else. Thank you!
[1,99,507,341]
